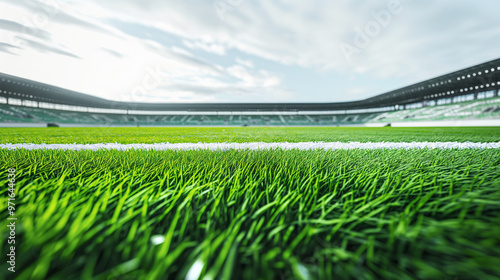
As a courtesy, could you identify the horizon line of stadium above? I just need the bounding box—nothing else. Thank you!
[1,58,500,126]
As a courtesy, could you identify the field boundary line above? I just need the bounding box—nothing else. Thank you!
[1,142,500,151]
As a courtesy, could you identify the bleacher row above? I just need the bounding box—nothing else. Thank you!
[370,96,500,124]
[1,96,500,126]
[0,104,376,126]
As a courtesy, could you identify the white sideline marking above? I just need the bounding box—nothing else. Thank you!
[1,142,500,151]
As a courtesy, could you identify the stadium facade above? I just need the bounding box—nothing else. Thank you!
[1,58,500,127]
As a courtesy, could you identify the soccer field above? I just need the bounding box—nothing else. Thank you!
[1,127,500,279]
[2,127,500,143]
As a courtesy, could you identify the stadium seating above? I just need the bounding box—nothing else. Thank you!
[369,96,500,124]
[2,96,500,126]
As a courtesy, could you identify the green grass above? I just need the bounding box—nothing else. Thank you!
[2,127,500,144]
[1,148,500,279]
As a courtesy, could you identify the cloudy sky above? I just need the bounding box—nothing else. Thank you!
[0,0,499,103]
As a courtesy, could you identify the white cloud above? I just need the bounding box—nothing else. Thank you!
[183,40,226,56]
[236,58,254,68]
[108,0,499,78]
[0,0,499,103]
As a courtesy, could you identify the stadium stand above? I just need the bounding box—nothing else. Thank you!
[2,98,500,127]
[368,96,500,124]
[1,58,500,126]
[0,103,378,126]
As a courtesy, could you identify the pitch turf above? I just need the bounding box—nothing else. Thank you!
[2,126,500,144]
[1,146,500,279]
[1,127,500,279]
